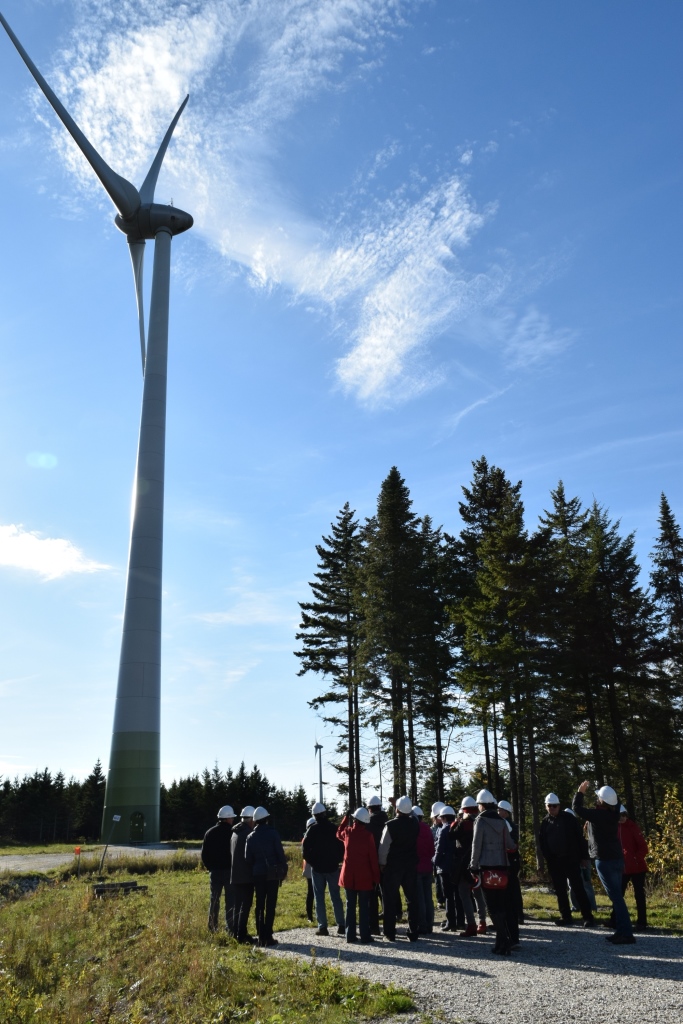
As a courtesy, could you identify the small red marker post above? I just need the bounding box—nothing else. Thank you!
[74,845,82,879]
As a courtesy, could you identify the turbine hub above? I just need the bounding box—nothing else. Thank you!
[116,202,193,241]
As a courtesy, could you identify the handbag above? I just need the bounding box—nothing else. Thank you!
[481,868,508,890]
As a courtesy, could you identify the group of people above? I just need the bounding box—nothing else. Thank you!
[201,804,287,947]
[201,779,648,954]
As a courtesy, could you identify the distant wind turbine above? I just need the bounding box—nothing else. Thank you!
[1,12,194,844]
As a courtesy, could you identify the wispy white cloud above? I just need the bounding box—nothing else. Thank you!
[27,0,568,403]
[196,572,299,627]
[0,524,109,581]
[442,386,512,436]
[458,306,574,369]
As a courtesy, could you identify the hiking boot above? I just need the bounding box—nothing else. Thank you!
[315,926,329,936]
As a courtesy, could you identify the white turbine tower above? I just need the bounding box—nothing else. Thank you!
[1,12,194,844]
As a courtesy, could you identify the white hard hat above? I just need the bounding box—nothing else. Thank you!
[619,804,627,814]
[252,806,269,822]
[597,786,618,806]
[240,805,255,818]
[475,790,495,804]
[412,806,424,817]
[311,802,326,815]
[545,792,560,805]
[306,816,316,828]
[352,807,371,824]
[396,795,413,814]
[497,800,513,813]
[367,794,382,807]
[431,801,446,816]
[440,806,456,817]
[217,805,235,819]
[461,796,477,809]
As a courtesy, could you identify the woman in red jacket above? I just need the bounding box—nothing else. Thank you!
[337,808,381,943]
[618,805,649,931]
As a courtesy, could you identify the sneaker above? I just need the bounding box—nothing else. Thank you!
[337,925,345,936]
[476,922,487,934]
[315,926,329,936]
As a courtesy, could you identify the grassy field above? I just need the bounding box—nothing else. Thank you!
[0,847,413,1024]
[522,883,683,933]
[2,845,682,1024]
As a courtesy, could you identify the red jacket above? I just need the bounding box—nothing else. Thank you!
[337,817,381,891]
[416,820,436,873]
[618,817,648,874]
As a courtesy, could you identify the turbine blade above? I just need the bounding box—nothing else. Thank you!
[129,240,146,374]
[139,95,189,206]
[0,12,140,220]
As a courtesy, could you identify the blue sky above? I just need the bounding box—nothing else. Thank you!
[0,0,681,806]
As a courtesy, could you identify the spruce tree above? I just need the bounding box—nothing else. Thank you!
[295,504,363,807]
[651,493,683,672]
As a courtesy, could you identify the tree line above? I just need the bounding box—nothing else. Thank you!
[296,459,683,860]
[0,761,313,844]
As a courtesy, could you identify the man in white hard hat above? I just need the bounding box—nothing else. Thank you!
[469,790,516,954]
[573,780,635,944]
[366,795,388,935]
[453,796,487,935]
[378,795,420,942]
[430,801,446,908]
[244,806,288,946]
[201,805,236,933]
[230,806,256,943]
[302,802,346,936]
[539,792,596,928]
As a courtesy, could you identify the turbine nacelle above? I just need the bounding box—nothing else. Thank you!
[116,203,194,242]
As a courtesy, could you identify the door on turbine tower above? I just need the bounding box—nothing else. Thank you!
[130,812,145,843]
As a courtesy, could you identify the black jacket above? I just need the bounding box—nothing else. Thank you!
[230,819,254,884]
[368,809,388,851]
[302,817,345,873]
[572,791,622,860]
[539,811,585,862]
[201,821,233,872]
[244,822,287,877]
[379,814,419,870]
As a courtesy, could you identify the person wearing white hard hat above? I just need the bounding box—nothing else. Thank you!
[301,816,316,923]
[378,795,420,941]
[412,806,436,933]
[497,800,524,929]
[201,805,237,933]
[452,797,487,935]
[366,796,389,935]
[618,805,648,931]
[430,801,446,908]
[433,805,459,931]
[336,808,380,942]
[302,803,346,936]
[539,792,596,929]
[573,781,635,944]
[244,807,288,947]
[230,805,256,943]
[470,790,517,954]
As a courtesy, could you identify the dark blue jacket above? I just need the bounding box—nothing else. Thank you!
[230,820,254,884]
[245,822,287,878]
[201,821,233,872]
[433,822,456,875]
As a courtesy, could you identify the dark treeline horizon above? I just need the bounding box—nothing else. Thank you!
[296,458,683,865]
[0,761,315,844]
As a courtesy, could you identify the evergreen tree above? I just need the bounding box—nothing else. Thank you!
[295,504,363,807]
[651,493,683,672]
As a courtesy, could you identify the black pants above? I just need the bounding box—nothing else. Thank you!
[481,881,517,951]
[208,870,234,933]
[382,866,419,940]
[622,871,647,927]
[369,883,383,933]
[253,878,279,945]
[232,881,254,941]
[548,857,593,921]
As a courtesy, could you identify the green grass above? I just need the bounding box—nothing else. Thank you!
[0,843,101,857]
[0,851,413,1024]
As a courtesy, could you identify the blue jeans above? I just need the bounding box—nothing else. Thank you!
[416,872,434,932]
[595,857,632,937]
[311,869,344,929]
[345,889,370,941]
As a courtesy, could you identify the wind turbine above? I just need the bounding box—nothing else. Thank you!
[1,12,193,844]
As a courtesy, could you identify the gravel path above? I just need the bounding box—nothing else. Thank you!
[0,846,200,873]
[266,920,683,1024]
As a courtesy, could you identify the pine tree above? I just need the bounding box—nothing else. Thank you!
[358,468,422,799]
[651,493,683,672]
[296,504,363,807]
